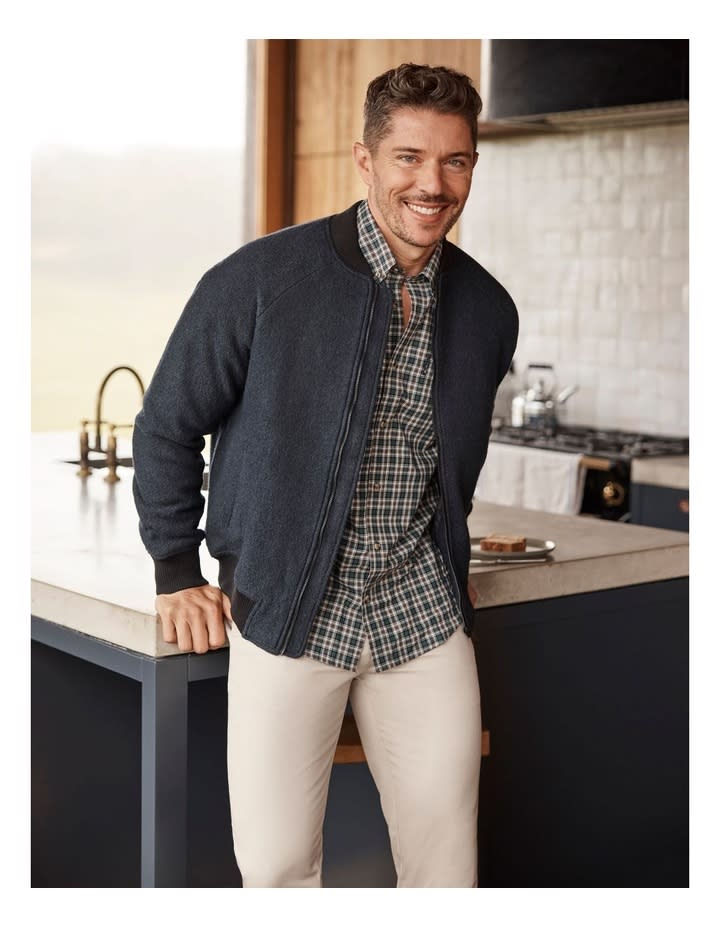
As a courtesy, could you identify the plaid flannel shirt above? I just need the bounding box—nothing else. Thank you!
[303,200,463,672]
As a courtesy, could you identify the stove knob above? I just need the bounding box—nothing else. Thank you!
[602,480,626,507]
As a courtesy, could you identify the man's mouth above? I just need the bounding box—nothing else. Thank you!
[404,202,447,216]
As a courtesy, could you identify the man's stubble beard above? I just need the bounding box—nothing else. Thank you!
[370,184,463,251]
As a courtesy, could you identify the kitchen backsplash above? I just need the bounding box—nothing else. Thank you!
[459,122,689,436]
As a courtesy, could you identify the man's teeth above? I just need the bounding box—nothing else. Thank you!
[406,203,444,215]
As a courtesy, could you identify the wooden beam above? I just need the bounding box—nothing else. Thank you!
[254,39,296,236]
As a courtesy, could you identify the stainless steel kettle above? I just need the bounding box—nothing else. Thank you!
[511,363,579,430]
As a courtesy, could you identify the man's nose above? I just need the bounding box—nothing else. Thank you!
[416,160,443,196]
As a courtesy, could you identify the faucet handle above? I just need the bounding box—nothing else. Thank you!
[77,419,92,478]
[104,424,121,484]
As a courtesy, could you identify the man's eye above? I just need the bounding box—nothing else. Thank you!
[399,155,417,163]
[447,159,466,168]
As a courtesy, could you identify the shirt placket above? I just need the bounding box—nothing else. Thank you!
[363,272,431,577]
[361,274,402,577]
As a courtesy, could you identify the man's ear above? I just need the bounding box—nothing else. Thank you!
[352,141,373,187]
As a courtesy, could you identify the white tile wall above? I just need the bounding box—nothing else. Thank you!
[459,123,689,436]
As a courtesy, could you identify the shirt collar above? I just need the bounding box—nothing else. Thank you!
[356,199,443,288]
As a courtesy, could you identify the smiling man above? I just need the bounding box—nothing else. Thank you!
[354,106,477,275]
[133,63,518,888]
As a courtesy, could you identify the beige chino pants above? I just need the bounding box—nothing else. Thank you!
[226,621,483,888]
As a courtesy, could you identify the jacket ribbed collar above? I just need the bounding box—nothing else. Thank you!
[329,201,455,278]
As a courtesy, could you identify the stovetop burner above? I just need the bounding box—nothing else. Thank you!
[490,424,689,459]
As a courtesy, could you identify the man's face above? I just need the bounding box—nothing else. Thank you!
[353,107,478,263]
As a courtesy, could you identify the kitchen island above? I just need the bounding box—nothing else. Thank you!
[31,433,689,887]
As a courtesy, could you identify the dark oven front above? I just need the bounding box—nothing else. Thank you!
[580,458,632,521]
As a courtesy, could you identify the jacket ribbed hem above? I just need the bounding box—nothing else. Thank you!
[154,549,208,595]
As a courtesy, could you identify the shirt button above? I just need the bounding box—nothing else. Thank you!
[373,482,381,491]
[373,542,381,551]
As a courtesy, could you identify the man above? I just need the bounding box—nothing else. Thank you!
[132,62,518,888]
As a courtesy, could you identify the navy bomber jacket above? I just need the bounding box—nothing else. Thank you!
[132,202,518,657]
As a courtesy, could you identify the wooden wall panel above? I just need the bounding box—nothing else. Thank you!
[293,40,482,226]
[255,40,295,235]
[293,152,366,229]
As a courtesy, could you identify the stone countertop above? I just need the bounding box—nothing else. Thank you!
[31,431,218,658]
[630,455,689,491]
[466,501,688,610]
[31,432,689,658]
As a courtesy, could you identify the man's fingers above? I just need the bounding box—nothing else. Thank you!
[174,618,195,653]
[155,585,231,653]
[208,612,228,649]
[159,611,177,644]
[188,614,210,654]
[204,592,230,647]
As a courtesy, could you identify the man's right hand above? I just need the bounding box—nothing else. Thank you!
[155,584,233,654]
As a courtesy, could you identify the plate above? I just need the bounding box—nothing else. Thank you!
[470,537,556,562]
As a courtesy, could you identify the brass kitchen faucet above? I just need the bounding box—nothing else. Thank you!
[77,365,145,481]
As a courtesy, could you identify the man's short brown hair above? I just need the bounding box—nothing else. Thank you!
[363,62,483,153]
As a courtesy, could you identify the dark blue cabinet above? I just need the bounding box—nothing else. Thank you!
[33,573,688,888]
[474,578,688,888]
[631,483,689,532]
[31,624,395,888]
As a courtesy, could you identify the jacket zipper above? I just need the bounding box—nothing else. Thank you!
[277,288,379,654]
[431,286,463,614]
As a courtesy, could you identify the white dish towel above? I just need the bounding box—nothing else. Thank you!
[474,443,587,515]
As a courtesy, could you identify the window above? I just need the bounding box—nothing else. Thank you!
[31,35,255,433]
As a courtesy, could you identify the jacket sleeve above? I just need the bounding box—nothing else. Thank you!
[496,292,519,389]
[132,259,256,594]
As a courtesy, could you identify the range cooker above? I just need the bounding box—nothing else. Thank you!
[489,424,689,521]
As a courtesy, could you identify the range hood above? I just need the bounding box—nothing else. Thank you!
[478,39,689,137]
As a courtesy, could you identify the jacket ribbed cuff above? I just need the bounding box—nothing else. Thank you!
[154,548,208,595]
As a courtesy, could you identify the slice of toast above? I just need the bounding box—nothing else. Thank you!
[479,533,527,552]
